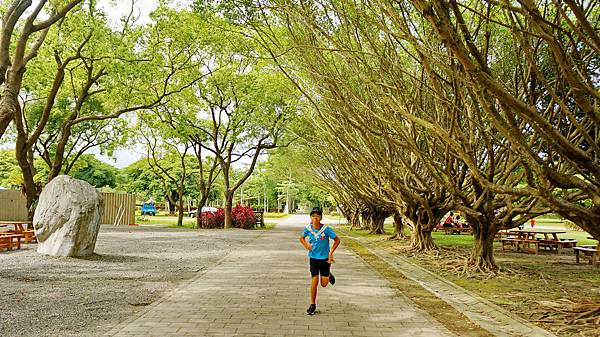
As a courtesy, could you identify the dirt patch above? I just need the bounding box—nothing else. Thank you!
[0,225,259,337]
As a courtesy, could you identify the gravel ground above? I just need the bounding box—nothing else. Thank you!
[0,225,260,337]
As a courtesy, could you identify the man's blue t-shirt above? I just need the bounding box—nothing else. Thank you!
[302,224,337,260]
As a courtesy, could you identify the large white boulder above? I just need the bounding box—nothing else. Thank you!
[33,175,104,257]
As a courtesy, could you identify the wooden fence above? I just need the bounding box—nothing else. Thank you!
[101,192,136,226]
[0,190,28,221]
[0,190,135,225]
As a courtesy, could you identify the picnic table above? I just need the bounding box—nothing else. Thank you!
[0,233,24,251]
[501,229,575,254]
[574,237,599,267]
[0,221,36,244]
[435,223,471,235]
[0,221,32,230]
[495,229,512,239]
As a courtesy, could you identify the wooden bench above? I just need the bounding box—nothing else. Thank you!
[21,230,37,243]
[494,230,514,241]
[0,233,23,251]
[441,226,471,235]
[558,238,578,248]
[253,211,265,228]
[501,238,515,249]
[0,235,10,251]
[3,229,36,243]
[574,246,599,266]
[537,239,577,254]
[501,238,539,254]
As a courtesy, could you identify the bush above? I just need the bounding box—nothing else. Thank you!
[201,208,225,228]
[232,204,255,229]
[199,205,255,229]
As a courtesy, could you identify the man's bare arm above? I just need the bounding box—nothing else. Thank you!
[328,237,341,263]
[299,236,312,251]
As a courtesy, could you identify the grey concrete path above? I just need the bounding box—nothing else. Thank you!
[105,215,454,337]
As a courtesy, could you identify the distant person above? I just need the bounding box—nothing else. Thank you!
[530,218,535,228]
[146,197,155,206]
[443,212,455,228]
[455,214,462,228]
[299,207,341,315]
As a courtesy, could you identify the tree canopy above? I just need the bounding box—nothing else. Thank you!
[0,0,597,273]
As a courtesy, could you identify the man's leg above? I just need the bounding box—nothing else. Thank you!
[320,259,332,287]
[310,276,319,304]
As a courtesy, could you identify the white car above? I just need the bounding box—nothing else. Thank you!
[188,206,219,217]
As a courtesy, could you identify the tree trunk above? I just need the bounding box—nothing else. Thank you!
[224,191,234,229]
[409,209,437,251]
[23,188,37,221]
[264,193,268,212]
[15,136,38,221]
[0,110,12,141]
[196,194,209,229]
[468,227,498,272]
[369,210,387,234]
[0,86,19,141]
[410,224,436,251]
[389,212,407,240]
[177,188,185,227]
[346,209,356,229]
[47,123,73,180]
[167,199,176,214]
[166,190,178,215]
[557,207,600,241]
[360,210,371,230]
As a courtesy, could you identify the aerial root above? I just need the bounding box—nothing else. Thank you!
[532,299,600,334]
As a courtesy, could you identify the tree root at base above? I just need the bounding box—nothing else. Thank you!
[388,233,408,241]
[531,299,600,335]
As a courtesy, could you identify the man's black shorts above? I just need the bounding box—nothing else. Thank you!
[309,258,330,277]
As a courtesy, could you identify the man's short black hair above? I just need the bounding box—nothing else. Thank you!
[310,207,323,216]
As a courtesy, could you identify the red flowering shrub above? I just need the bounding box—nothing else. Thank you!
[200,208,225,228]
[199,205,255,229]
[232,204,255,229]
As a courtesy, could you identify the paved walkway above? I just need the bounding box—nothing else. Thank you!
[105,215,454,337]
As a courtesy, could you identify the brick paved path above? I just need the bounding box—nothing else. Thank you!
[105,215,454,337]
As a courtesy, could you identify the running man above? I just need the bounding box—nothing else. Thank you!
[299,207,341,315]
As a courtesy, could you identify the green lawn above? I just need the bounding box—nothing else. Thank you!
[433,230,596,247]
[264,212,289,219]
[254,222,277,230]
[137,216,196,227]
[324,214,347,222]
[338,222,596,247]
